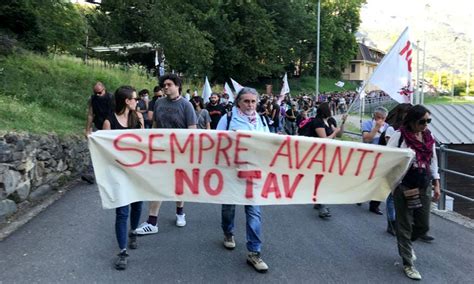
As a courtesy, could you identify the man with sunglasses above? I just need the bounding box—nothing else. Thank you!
[147,86,163,122]
[361,106,389,215]
[83,82,113,184]
[85,81,113,137]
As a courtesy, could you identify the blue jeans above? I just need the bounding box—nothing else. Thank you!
[386,193,396,222]
[115,202,143,250]
[221,205,262,253]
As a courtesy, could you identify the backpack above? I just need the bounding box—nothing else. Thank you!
[379,129,404,147]
[378,130,388,146]
[226,112,266,130]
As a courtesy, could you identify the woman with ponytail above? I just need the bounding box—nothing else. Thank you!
[103,86,144,270]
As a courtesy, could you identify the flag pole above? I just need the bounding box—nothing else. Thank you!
[343,26,410,125]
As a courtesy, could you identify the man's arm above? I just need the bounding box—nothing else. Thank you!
[362,120,384,143]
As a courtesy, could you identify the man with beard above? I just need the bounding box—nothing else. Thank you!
[206,92,226,129]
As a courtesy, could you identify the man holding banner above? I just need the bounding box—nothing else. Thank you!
[135,74,197,235]
[216,87,270,273]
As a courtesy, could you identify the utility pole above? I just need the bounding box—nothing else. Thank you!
[467,43,472,96]
[84,28,89,64]
[421,41,426,104]
[416,40,420,104]
[451,71,455,103]
[315,0,321,101]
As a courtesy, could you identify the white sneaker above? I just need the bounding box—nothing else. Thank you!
[403,265,422,280]
[176,214,186,227]
[135,222,158,235]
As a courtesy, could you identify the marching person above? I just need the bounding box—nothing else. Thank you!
[191,96,211,129]
[83,81,113,184]
[102,86,144,270]
[380,103,412,236]
[361,106,389,215]
[206,93,226,129]
[135,74,197,235]
[216,87,270,273]
[387,105,440,281]
[308,102,344,218]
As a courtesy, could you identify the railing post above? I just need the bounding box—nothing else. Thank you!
[438,144,447,210]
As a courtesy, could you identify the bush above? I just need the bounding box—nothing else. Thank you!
[0,34,18,56]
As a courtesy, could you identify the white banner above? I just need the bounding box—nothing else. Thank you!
[230,78,244,94]
[89,129,414,209]
[278,73,290,104]
[224,82,234,103]
[202,76,212,103]
[369,27,413,103]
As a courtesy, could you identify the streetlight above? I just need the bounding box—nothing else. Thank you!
[315,0,321,101]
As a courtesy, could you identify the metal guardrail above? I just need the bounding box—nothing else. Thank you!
[437,144,474,210]
[342,132,474,210]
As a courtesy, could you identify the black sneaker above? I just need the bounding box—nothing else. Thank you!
[81,174,95,184]
[318,207,331,218]
[129,233,138,249]
[419,234,435,243]
[114,251,129,270]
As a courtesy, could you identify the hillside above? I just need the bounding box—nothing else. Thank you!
[0,52,156,135]
[359,0,473,74]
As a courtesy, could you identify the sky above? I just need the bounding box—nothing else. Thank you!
[359,0,474,71]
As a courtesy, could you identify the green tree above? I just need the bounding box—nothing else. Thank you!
[0,0,87,53]
[91,0,214,76]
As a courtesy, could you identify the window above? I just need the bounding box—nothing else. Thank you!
[351,64,356,73]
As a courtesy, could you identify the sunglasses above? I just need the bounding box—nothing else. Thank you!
[129,97,139,101]
[418,118,432,125]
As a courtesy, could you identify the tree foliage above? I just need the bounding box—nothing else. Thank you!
[2,0,366,84]
[0,0,86,53]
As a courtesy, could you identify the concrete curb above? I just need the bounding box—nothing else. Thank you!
[0,179,80,241]
[431,204,474,230]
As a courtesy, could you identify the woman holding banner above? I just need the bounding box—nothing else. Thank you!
[309,102,344,218]
[102,86,144,270]
[387,105,440,281]
[216,87,270,273]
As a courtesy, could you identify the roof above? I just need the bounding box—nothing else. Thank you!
[91,42,157,54]
[357,43,384,64]
[429,104,474,144]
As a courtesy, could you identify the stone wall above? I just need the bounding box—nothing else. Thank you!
[0,132,90,220]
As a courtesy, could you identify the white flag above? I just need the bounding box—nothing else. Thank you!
[278,73,290,104]
[369,27,413,103]
[202,76,212,104]
[335,81,345,88]
[230,78,244,94]
[154,50,159,67]
[224,82,234,103]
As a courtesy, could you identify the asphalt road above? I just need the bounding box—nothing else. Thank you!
[0,183,473,283]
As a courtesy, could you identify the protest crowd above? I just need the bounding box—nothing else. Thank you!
[85,74,440,281]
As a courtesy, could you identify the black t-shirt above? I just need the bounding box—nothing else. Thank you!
[307,117,337,138]
[90,92,113,130]
[107,113,141,130]
[285,109,297,122]
[206,103,226,130]
[272,103,280,127]
[148,96,160,112]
